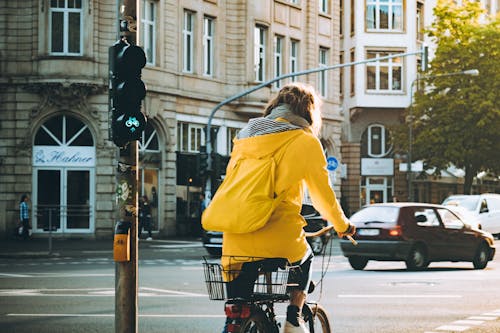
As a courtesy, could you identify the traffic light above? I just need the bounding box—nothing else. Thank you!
[109,39,147,147]
[421,45,429,72]
[198,146,209,177]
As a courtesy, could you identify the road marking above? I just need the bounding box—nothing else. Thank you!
[0,287,207,298]
[453,319,484,325]
[338,294,462,298]
[426,308,500,332]
[435,325,469,331]
[141,287,206,297]
[0,273,31,278]
[6,313,226,318]
[468,316,497,320]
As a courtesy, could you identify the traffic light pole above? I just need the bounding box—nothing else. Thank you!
[114,1,140,333]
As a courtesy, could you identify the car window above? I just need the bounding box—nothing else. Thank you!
[443,195,479,211]
[350,206,399,223]
[413,208,440,227]
[488,197,500,211]
[479,199,489,213]
[437,208,464,229]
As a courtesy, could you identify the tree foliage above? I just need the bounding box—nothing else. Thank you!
[404,0,500,194]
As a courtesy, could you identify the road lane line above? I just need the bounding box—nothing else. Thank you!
[338,294,462,298]
[453,319,484,325]
[6,313,226,318]
[0,273,31,278]
[468,316,497,320]
[435,325,469,331]
[141,287,206,297]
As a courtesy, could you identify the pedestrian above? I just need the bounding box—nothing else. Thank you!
[215,83,356,333]
[19,194,31,240]
[139,195,153,240]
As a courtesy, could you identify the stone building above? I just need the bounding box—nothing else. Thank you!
[0,0,343,239]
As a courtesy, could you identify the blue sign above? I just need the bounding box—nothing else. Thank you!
[326,156,339,171]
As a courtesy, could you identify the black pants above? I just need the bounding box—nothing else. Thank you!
[226,255,313,299]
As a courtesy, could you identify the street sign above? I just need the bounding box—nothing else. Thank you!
[326,156,339,171]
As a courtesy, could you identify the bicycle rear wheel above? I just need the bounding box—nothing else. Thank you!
[239,308,275,333]
[302,303,331,333]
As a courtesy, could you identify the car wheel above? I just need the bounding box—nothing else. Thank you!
[473,243,489,270]
[405,245,429,271]
[348,256,368,270]
[308,236,325,255]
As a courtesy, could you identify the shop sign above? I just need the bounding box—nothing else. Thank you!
[33,146,96,167]
[361,158,394,176]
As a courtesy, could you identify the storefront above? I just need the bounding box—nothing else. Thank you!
[32,115,95,234]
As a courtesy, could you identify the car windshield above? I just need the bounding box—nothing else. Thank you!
[350,206,399,224]
[443,196,479,211]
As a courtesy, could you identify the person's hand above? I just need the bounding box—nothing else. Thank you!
[337,223,356,238]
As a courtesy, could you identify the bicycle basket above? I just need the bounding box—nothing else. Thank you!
[202,256,292,301]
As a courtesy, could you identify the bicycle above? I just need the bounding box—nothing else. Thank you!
[202,225,349,333]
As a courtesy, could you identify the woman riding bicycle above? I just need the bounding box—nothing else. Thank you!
[212,82,355,333]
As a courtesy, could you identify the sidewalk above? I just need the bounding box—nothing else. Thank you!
[0,236,200,259]
[0,236,113,259]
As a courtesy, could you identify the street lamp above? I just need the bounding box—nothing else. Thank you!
[407,69,479,202]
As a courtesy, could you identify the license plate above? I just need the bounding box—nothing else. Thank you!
[357,228,380,236]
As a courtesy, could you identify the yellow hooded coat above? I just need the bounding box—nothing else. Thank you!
[222,127,350,265]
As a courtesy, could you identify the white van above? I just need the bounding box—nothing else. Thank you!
[443,193,500,237]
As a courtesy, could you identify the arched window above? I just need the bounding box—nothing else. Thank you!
[361,124,392,158]
[35,115,93,146]
[139,121,159,152]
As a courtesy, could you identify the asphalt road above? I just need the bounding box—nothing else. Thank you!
[0,238,500,333]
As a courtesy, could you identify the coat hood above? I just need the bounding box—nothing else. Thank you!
[232,129,305,159]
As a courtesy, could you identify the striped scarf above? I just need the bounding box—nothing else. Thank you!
[237,104,309,139]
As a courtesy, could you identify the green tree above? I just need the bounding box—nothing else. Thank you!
[407,0,500,194]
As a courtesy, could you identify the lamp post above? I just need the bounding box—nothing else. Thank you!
[406,69,479,202]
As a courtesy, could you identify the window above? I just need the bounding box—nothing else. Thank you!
[139,122,159,152]
[203,16,215,76]
[361,124,392,158]
[319,0,329,14]
[177,122,205,153]
[35,115,93,146]
[290,40,299,82]
[416,2,424,41]
[254,26,266,82]
[49,0,83,55]
[319,47,328,97]
[340,0,344,35]
[366,50,402,92]
[350,0,355,35]
[141,0,156,65]
[183,10,194,73]
[438,208,464,229]
[414,208,440,227]
[339,52,344,97]
[350,49,355,95]
[366,0,403,31]
[274,35,284,88]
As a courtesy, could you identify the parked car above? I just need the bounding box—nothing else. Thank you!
[442,194,500,238]
[340,203,496,271]
[202,204,333,256]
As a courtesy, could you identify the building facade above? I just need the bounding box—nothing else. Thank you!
[0,0,344,239]
[339,0,499,215]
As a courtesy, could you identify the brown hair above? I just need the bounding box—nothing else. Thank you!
[263,82,322,135]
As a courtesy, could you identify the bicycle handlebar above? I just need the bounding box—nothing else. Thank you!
[305,225,358,245]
